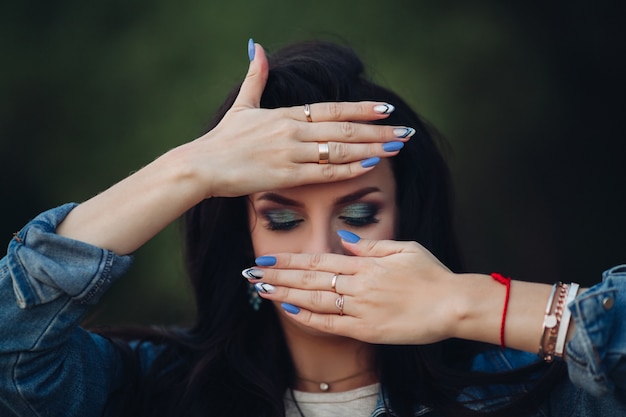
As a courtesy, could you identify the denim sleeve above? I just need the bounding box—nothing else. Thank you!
[0,203,134,417]
[566,265,626,398]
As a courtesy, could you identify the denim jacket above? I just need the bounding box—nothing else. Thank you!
[1,204,625,417]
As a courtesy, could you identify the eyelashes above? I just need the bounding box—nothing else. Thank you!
[260,203,380,231]
[262,209,304,231]
[338,214,379,227]
[338,202,380,227]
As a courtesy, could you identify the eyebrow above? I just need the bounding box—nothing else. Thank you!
[256,193,304,207]
[255,187,381,207]
[334,186,381,205]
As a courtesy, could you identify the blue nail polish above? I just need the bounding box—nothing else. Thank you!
[337,229,361,243]
[255,256,276,266]
[248,38,255,61]
[382,141,404,152]
[281,303,301,314]
[360,157,380,168]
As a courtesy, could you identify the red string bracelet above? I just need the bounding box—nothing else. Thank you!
[491,273,511,349]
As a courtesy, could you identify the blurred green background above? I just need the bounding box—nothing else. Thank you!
[2,1,625,326]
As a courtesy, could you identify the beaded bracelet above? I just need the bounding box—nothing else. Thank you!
[538,282,569,362]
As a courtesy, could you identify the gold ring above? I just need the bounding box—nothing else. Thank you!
[335,294,344,316]
[303,104,312,122]
[330,274,339,293]
[318,142,330,164]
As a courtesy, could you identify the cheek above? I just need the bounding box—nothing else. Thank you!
[372,217,396,241]
[250,229,310,257]
[368,205,398,241]
[248,213,302,257]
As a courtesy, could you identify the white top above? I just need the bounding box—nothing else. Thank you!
[284,383,380,417]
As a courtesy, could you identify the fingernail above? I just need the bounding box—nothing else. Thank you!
[394,127,416,138]
[382,141,404,152]
[255,256,276,266]
[255,282,275,294]
[374,103,395,114]
[242,268,264,279]
[281,302,301,314]
[248,38,255,61]
[337,229,361,243]
[360,157,380,168]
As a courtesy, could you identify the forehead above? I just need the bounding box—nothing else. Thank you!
[250,159,396,203]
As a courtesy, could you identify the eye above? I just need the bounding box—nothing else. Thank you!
[338,203,380,227]
[262,209,304,231]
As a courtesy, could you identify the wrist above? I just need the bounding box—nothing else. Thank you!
[158,142,216,202]
[450,273,503,345]
[452,275,555,353]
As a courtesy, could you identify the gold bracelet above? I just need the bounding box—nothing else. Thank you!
[538,282,568,362]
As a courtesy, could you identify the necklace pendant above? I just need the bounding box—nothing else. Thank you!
[319,382,329,391]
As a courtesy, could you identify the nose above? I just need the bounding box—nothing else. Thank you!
[303,226,343,255]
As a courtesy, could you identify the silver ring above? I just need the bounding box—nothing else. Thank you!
[335,294,344,316]
[303,104,312,122]
[330,274,339,293]
[318,142,329,164]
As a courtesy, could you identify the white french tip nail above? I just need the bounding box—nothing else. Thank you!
[393,127,415,138]
[255,282,275,294]
[374,103,395,114]
[242,268,264,279]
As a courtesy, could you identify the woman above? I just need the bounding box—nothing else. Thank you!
[1,40,624,417]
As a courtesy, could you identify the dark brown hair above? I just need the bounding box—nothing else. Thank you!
[110,40,564,417]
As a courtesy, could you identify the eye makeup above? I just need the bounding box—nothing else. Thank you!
[253,187,386,233]
[338,202,380,227]
[261,208,304,231]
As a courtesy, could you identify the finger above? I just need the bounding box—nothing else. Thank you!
[260,286,353,315]
[274,159,385,186]
[262,252,366,276]
[246,268,352,293]
[281,305,364,339]
[296,122,415,145]
[338,231,417,257]
[256,237,414,275]
[291,140,405,164]
[232,40,269,109]
[292,101,395,123]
